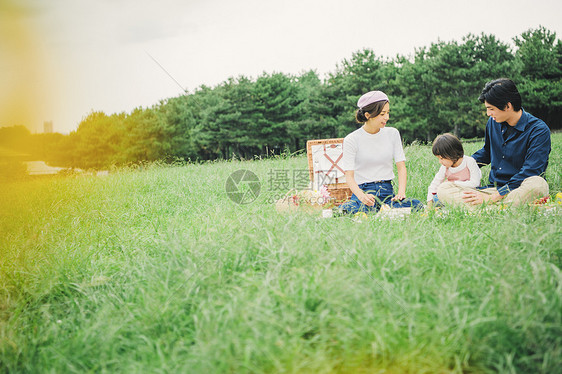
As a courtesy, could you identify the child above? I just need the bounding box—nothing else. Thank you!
[426,133,482,205]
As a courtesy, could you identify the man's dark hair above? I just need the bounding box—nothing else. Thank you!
[432,133,464,163]
[478,78,522,111]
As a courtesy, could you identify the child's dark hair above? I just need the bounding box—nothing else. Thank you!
[355,100,388,123]
[432,133,464,162]
[478,78,522,111]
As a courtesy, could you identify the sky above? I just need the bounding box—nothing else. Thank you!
[1,0,562,134]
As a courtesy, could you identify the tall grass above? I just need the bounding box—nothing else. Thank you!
[0,135,561,373]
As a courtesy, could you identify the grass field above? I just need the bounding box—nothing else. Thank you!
[1,134,561,373]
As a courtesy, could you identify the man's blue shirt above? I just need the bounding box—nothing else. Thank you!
[472,109,551,196]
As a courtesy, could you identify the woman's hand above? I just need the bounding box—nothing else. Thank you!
[359,192,376,206]
[391,192,405,201]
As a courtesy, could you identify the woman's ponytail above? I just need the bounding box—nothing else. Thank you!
[355,100,387,124]
[355,108,368,123]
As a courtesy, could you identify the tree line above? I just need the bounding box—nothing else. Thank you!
[1,26,561,170]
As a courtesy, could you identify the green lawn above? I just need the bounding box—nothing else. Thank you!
[1,134,561,373]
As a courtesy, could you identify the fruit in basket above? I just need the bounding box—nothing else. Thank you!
[532,195,550,205]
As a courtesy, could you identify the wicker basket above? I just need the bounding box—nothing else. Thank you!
[326,183,352,204]
[306,138,352,205]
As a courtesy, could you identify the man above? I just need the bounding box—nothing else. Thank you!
[437,78,551,206]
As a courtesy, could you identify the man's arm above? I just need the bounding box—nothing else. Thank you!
[472,119,492,166]
[463,189,504,205]
[496,126,551,196]
[464,120,497,205]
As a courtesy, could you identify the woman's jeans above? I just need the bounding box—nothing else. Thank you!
[339,180,423,214]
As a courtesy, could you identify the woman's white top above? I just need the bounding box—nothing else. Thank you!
[342,127,406,185]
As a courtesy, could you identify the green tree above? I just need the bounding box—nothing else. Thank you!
[69,111,126,169]
[26,28,562,164]
[29,133,72,167]
[120,106,170,163]
[182,86,224,160]
[288,70,338,149]
[394,34,514,142]
[253,72,300,155]
[158,94,201,161]
[326,49,392,137]
[393,49,440,143]
[514,26,562,129]
[217,76,264,158]
[192,83,237,159]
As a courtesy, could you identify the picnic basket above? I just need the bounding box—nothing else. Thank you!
[306,138,352,205]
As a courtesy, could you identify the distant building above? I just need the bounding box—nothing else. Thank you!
[44,121,53,133]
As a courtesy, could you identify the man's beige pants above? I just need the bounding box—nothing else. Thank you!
[437,176,549,207]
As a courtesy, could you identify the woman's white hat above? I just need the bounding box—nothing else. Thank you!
[357,91,389,108]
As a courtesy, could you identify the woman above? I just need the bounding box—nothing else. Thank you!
[339,90,422,214]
